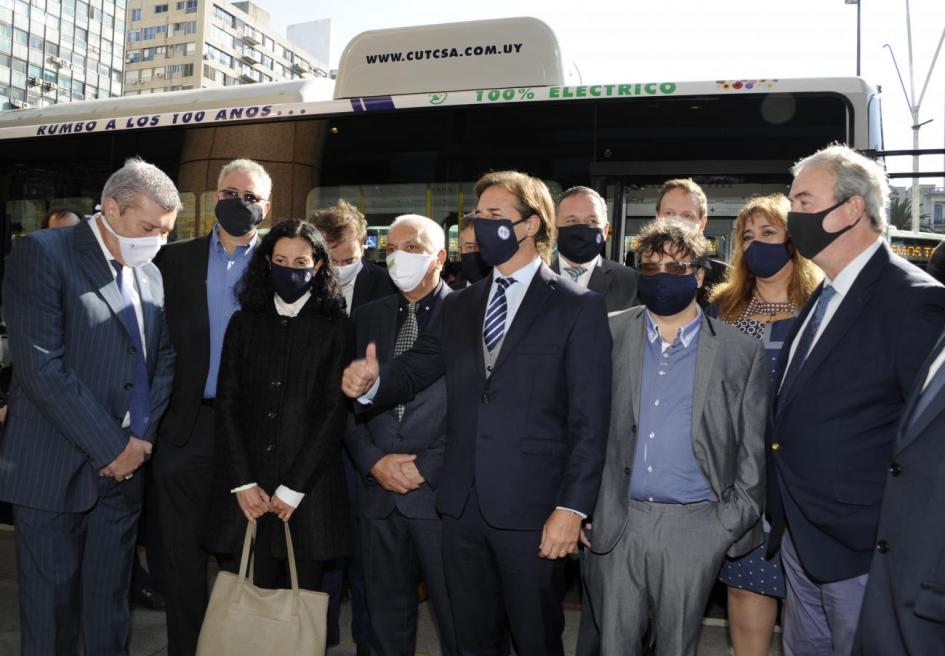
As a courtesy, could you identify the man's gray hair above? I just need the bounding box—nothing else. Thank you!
[217,158,272,200]
[390,214,445,253]
[101,158,182,213]
[792,144,889,233]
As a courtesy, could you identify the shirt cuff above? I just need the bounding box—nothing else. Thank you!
[556,505,588,520]
[357,377,380,405]
[275,485,305,509]
[230,482,257,493]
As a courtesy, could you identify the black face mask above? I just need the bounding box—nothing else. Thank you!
[638,272,699,316]
[474,217,529,267]
[787,198,859,260]
[557,224,605,264]
[270,261,314,303]
[215,198,265,237]
[460,251,491,283]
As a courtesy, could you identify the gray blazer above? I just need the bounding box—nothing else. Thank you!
[589,306,768,558]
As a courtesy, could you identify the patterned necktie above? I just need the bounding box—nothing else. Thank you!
[393,303,418,421]
[563,266,587,282]
[111,261,151,437]
[779,285,837,401]
[484,277,515,352]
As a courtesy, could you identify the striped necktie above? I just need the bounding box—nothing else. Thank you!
[563,266,587,282]
[483,277,515,352]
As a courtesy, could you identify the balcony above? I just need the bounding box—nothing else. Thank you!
[239,72,257,84]
[241,48,259,65]
[241,29,260,46]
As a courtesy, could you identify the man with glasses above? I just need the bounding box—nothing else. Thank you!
[655,178,727,307]
[580,219,767,655]
[153,158,270,656]
[341,170,612,655]
[552,186,638,312]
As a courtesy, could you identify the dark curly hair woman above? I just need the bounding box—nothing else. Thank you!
[203,218,355,596]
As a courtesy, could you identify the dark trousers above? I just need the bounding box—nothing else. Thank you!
[441,488,565,656]
[362,509,457,656]
[14,479,140,656]
[321,451,371,646]
[153,405,216,656]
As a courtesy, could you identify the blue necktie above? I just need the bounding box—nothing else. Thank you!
[779,285,837,400]
[908,355,945,428]
[483,277,515,352]
[112,261,151,437]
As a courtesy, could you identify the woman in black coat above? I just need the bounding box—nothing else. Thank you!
[204,218,354,590]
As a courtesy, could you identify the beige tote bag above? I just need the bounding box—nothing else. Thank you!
[196,521,328,656]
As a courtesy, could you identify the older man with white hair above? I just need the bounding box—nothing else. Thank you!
[766,144,945,655]
[0,158,179,655]
[343,213,457,656]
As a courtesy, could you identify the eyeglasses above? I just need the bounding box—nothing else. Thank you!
[220,188,266,205]
[638,261,697,276]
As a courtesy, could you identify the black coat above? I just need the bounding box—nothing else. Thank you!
[204,297,355,561]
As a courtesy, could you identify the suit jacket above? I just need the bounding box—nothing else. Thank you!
[589,307,768,558]
[0,222,175,511]
[767,243,945,582]
[344,285,450,520]
[552,257,640,313]
[857,330,945,654]
[155,234,212,446]
[204,300,355,561]
[698,258,729,308]
[370,263,613,529]
[352,260,397,312]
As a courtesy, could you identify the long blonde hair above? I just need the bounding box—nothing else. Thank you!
[710,194,821,321]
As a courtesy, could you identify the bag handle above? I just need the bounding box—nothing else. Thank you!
[234,520,302,612]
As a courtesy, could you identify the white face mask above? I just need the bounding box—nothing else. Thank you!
[333,260,361,287]
[99,213,165,268]
[386,250,436,293]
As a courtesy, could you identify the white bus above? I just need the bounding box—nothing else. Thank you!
[0,17,884,277]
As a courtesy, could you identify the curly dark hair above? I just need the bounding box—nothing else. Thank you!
[237,218,346,316]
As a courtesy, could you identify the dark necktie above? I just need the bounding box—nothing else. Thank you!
[112,261,151,437]
[483,277,515,352]
[393,303,418,421]
[779,285,837,401]
[908,354,945,428]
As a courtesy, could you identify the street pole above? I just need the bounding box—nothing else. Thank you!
[845,0,861,76]
[906,0,920,231]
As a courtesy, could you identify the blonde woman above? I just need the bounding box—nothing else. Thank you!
[709,194,821,656]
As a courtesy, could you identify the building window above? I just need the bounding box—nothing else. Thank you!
[154,3,167,13]
[172,20,195,34]
[130,7,140,20]
[176,0,196,11]
[212,5,233,27]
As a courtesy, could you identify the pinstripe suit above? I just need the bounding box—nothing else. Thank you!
[0,221,175,655]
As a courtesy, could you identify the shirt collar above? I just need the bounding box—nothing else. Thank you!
[826,237,883,298]
[273,291,311,317]
[398,279,444,313]
[211,223,258,258]
[558,252,601,271]
[493,256,541,288]
[645,307,703,349]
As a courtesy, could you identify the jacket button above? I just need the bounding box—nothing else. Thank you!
[771,442,781,451]
[124,383,134,391]
[889,462,903,476]
[127,346,136,355]
[280,319,288,326]
[481,393,489,404]
[876,540,890,554]
[631,424,637,433]
[624,466,631,475]
[267,411,277,419]
[265,444,275,453]
[271,380,282,388]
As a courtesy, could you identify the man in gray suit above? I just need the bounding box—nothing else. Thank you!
[552,186,639,311]
[344,214,457,656]
[581,219,767,656]
[0,158,178,655]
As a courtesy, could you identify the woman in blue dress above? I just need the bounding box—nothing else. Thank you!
[709,193,821,655]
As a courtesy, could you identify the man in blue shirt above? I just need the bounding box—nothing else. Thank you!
[581,220,768,655]
[152,159,270,656]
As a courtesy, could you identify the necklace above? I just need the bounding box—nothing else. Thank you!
[745,292,796,322]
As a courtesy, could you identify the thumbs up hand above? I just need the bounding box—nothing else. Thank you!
[342,342,380,398]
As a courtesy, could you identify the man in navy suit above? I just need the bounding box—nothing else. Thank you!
[343,171,612,655]
[856,327,945,654]
[766,144,945,655]
[345,214,457,655]
[0,159,178,655]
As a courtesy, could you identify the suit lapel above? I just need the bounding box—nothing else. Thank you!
[464,278,492,381]
[375,295,400,363]
[492,264,556,373]
[898,332,945,449]
[627,308,646,425]
[691,314,719,440]
[193,234,212,360]
[73,220,134,341]
[587,261,613,299]
[134,266,159,364]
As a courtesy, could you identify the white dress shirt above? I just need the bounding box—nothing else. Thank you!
[557,253,600,289]
[783,238,883,377]
[340,260,363,316]
[923,342,945,391]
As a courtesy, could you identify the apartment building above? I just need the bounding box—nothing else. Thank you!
[124,0,328,94]
[0,0,127,110]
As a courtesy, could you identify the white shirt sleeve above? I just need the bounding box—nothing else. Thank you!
[230,482,258,493]
[556,505,588,520]
[275,485,305,509]
[357,377,381,405]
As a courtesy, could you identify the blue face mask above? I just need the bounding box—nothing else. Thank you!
[557,224,605,264]
[474,217,530,267]
[638,272,698,316]
[270,261,314,303]
[743,240,792,279]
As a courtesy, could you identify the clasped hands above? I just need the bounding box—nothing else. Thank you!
[370,453,425,494]
[235,486,296,524]
[97,436,151,482]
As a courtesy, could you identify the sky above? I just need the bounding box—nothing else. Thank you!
[254,0,945,184]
